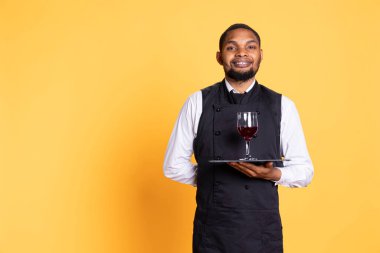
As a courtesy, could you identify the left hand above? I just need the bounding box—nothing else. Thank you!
[227,162,281,181]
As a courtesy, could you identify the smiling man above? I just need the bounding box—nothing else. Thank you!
[164,23,314,253]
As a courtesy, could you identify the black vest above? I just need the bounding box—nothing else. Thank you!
[192,80,284,253]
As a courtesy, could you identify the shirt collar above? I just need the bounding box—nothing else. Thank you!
[224,79,256,94]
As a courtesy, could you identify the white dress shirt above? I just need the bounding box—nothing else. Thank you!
[163,79,314,188]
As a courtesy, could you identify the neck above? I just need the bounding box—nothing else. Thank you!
[225,76,256,93]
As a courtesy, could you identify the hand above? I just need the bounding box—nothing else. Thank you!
[227,162,281,181]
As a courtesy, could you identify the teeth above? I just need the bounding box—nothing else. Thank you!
[234,62,250,66]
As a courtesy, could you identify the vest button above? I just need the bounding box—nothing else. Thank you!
[216,107,221,112]
[215,131,221,136]
[245,185,249,190]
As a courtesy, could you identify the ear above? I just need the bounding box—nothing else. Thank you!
[260,49,263,61]
[216,51,223,65]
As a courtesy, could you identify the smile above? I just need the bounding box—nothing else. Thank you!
[232,61,252,68]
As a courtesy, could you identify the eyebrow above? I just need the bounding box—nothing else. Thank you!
[225,39,258,45]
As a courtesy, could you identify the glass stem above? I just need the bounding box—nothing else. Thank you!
[245,140,251,159]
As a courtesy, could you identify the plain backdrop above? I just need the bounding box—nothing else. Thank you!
[0,0,379,252]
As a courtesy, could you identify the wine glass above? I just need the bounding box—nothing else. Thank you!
[237,112,258,160]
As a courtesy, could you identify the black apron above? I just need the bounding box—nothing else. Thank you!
[193,80,284,253]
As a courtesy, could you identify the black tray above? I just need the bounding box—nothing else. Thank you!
[209,159,290,163]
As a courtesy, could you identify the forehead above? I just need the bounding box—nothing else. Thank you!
[224,28,259,44]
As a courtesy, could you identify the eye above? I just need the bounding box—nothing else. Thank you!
[226,46,236,51]
[247,45,257,50]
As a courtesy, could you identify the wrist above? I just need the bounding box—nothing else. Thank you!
[267,167,281,181]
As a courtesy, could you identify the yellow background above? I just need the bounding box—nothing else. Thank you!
[1,0,379,252]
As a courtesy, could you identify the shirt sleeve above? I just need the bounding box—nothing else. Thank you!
[163,91,202,186]
[274,96,314,187]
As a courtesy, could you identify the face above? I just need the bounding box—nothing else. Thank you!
[217,28,263,82]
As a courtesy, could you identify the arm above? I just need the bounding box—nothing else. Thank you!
[275,96,314,187]
[163,91,202,186]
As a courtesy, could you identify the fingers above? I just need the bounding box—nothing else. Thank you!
[237,162,257,170]
[228,162,275,179]
[228,162,257,178]
[236,165,254,177]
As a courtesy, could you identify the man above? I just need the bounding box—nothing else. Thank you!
[163,23,313,253]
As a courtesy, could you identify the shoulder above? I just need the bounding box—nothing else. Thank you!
[187,80,223,108]
[188,90,202,101]
[259,83,282,97]
[280,95,302,126]
[186,90,202,109]
[258,83,296,109]
[201,80,224,97]
[258,83,282,110]
[179,90,202,115]
[281,95,297,112]
[183,80,223,111]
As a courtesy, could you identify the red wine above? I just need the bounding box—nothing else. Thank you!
[237,126,258,141]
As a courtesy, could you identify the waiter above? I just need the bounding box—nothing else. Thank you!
[163,23,314,253]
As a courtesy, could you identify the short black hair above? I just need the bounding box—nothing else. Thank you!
[219,23,261,51]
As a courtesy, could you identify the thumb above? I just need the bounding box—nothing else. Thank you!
[264,162,273,168]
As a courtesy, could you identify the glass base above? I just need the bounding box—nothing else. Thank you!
[239,157,258,161]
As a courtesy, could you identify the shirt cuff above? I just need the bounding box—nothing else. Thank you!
[273,167,286,186]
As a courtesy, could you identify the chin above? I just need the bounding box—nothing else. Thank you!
[237,69,254,75]
[226,68,256,82]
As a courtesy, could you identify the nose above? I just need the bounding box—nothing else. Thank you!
[236,47,248,57]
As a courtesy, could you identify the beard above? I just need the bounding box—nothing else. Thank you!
[225,67,256,82]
